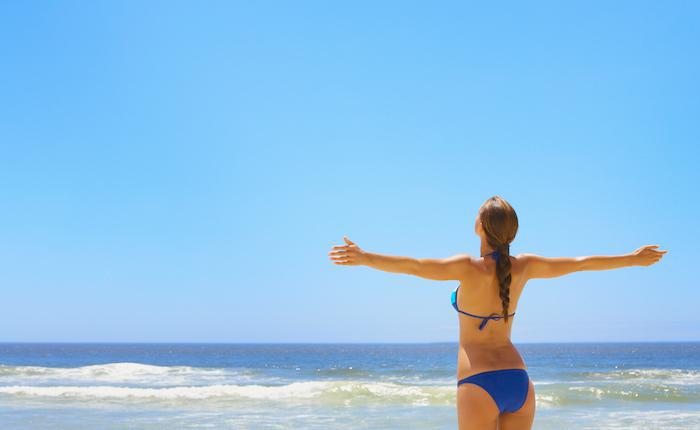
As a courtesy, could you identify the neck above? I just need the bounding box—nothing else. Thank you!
[479,241,497,258]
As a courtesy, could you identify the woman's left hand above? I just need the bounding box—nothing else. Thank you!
[328,236,369,266]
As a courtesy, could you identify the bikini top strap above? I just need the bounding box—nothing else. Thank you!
[452,286,515,330]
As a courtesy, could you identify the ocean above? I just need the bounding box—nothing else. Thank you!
[0,342,698,429]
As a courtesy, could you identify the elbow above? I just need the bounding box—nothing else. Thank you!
[575,256,589,271]
[407,258,422,276]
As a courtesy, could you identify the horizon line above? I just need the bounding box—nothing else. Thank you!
[1,340,698,345]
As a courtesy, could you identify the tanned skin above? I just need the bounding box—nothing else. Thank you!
[329,226,666,430]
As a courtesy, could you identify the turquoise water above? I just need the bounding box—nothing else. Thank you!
[1,342,699,429]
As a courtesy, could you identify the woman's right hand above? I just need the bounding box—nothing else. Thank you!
[631,245,667,266]
[328,236,370,266]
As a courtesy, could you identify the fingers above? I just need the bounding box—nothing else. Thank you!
[633,244,667,267]
[328,247,354,264]
[330,247,348,253]
[647,248,667,254]
[639,245,668,255]
[329,254,356,264]
[643,250,666,266]
[330,237,360,266]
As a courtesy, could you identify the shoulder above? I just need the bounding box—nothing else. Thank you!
[450,253,480,266]
[514,253,542,264]
[412,253,480,281]
[444,253,481,277]
[442,252,478,268]
[512,253,539,275]
[446,253,476,262]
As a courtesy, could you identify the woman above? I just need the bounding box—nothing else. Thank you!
[327,195,666,430]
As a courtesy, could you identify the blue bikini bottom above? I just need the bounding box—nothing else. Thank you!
[457,368,530,414]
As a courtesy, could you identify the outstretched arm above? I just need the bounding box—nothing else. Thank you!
[520,244,667,279]
[328,236,475,281]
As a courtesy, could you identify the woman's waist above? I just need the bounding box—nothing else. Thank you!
[456,341,526,379]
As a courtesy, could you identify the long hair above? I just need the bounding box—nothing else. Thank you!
[478,196,519,322]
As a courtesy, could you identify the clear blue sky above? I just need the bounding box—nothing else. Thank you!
[1,1,697,343]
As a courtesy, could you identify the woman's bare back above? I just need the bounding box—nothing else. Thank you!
[455,255,529,379]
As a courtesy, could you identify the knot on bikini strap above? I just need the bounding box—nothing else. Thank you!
[478,313,505,330]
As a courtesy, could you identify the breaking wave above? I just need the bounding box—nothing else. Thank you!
[1,364,698,407]
[0,380,455,406]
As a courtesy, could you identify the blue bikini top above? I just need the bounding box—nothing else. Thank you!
[451,251,515,330]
